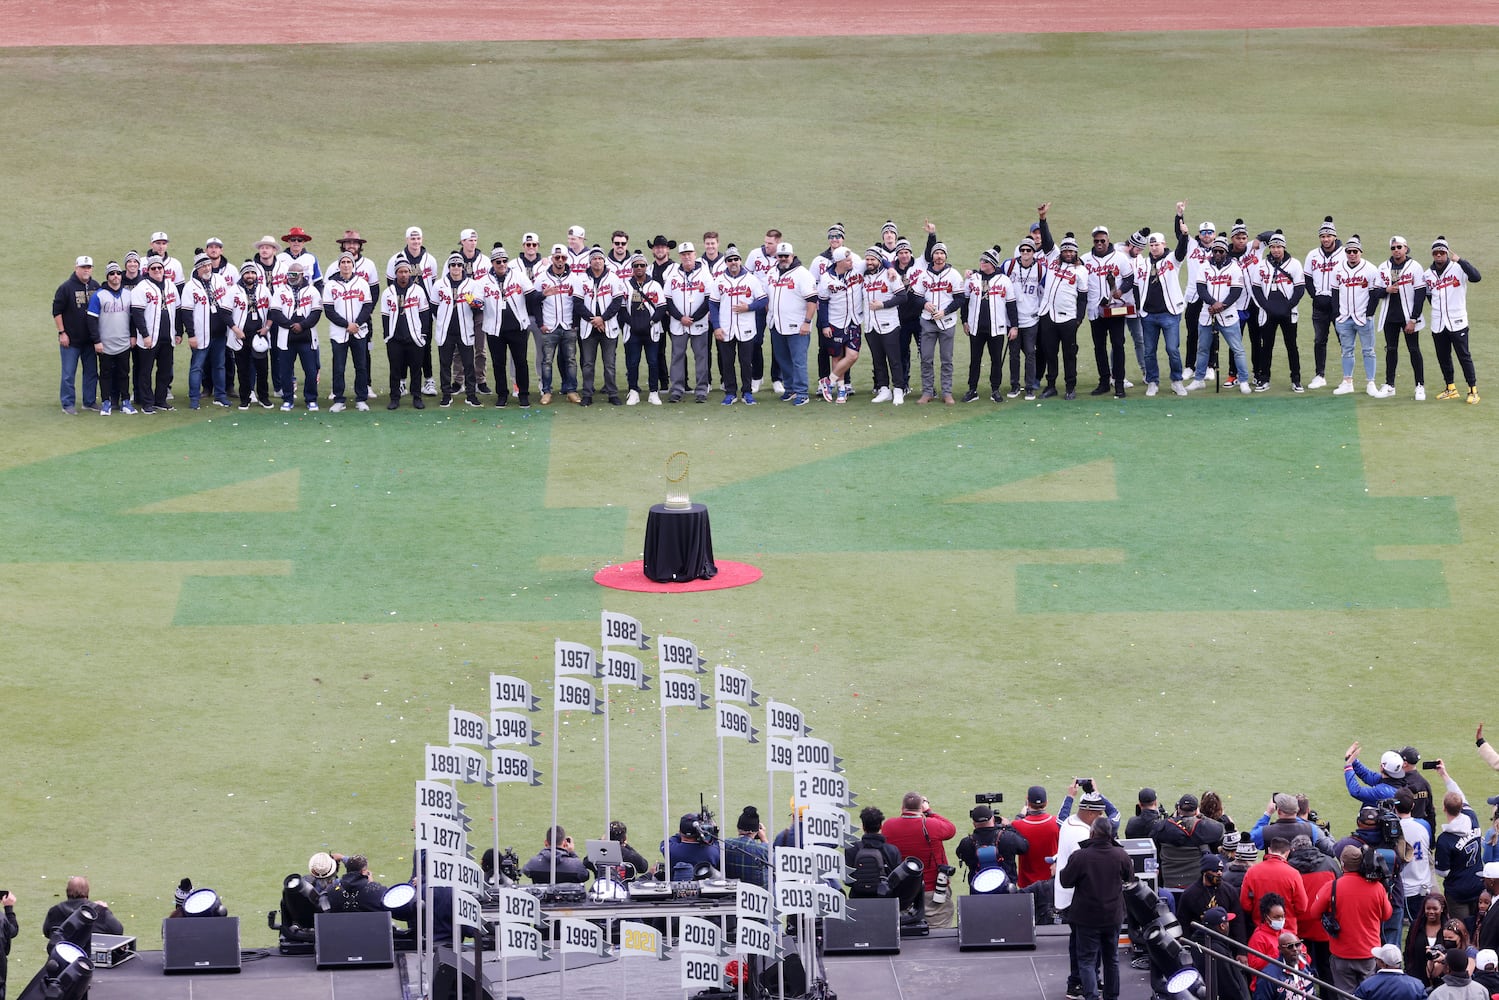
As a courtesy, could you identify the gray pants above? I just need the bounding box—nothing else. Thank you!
[919,318,956,396]
[670,331,710,399]
[579,333,618,401]
[1330,955,1375,994]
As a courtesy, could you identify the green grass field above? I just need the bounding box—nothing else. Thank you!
[4,25,1498,970]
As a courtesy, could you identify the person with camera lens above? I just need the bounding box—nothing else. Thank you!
[1308,844,1395,993]
[660,812,721,882]
[1154,793,1226,890]
[882,792,958,928]
[956,799,1029,893]
[521,827,589,884]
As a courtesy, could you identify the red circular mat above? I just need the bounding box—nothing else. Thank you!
[593,560,763,593]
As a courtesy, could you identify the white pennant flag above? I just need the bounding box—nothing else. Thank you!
[415,815,468,858]
[774,880,818,916]
[658,635,707,673]
[490,674,540,712]
[766,737,795,773]
[601,610,651,650]
[660,673,709,709]
[802,805,853,847]
[714,665,760,706]
[736,882,774,924]
[678,915,727,956]
[414,781,463,823]
[425,853,485,896]
[815,885,849,921]
[454,888,485,930]
[557,918,612,956]
[554,675,603,714]
[617,920,672,961]
[490,710,541,747]
[448,708,491,748]
[493,888,541,927]
[733,918,782,959]
[765,700,809,739]
[794,769,855,808]
[715,702,759,743]
[601,649,651,690]
[774,846,816,884]
[793,737,844,773]
[496,919,549,960]
[425,744,491,786]
[491,748,543,786]
[680,954,726,992]
[554,639,599,678]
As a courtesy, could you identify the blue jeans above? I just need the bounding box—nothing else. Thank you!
[1073,924,1119,1000]
[1196,317,1248,382]
[277,341,319,404]
[1335,316,1377,381]
[187,345,209,405]
[1140,312,1182,384]
[539,326,578,394]
[59,342,98,408]
[772,330,809,400]
[207,336,228,404]
[1126,315,1145,376]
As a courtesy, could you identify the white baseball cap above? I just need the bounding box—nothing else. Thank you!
[776,242,793,255]
[150,231,169,243]
[406,226,423,239]
[255,235,279,249]
[1477,950,1499,972]
[679,241,697,254]
[460,228,477,241]
[523,232,540,244]
[550,244,568,256]
[567,225,586,239]
[831,247,852,262]
[75,255,93,267]
[1380,750,1404,777]
[205,236,223,247]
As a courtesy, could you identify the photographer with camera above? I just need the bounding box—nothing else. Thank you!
[1309,844,1394,992]
[1332,803,1409,946]
[1153,793,1226,890]
[956,796,1029,893]
[1251,793,1337,857]
[723,807,771,888]
[661,809,722,881]
[882,791,958,928]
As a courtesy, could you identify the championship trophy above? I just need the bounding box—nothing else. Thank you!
[664,451,691,509]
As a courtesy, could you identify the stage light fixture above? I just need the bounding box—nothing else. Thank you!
[1165,966,1206,1000]
[970,866,1009,894]
[886,858,925,913]
[182,888,228,918]
[382,883,419,924]
[49,905,95,950]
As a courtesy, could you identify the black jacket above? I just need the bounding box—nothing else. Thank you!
[956,824,1030,887]
[324,871,388,913]
[522,847,589,884]
[41,897,124,938]
[1059,838,1135,927]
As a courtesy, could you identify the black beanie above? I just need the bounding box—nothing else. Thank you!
[737,806,760,832]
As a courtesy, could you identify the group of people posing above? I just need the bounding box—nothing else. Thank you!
[50,205,1480,418]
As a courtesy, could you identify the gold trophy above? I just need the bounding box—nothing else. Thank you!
[664,451,691,509]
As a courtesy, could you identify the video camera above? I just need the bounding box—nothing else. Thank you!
[974,792,1004,805]
[496,847,522,885]
[1371,799,1403,846]
[692,793,719,846]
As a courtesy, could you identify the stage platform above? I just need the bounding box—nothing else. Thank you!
[87,926,1158,1000]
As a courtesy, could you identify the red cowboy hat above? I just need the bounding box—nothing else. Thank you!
[282,226,312,243]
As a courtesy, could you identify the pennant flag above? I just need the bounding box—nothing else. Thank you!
[493,888,541,927]
[794,769,855,808]
[733,918,782,959]
[496,919,549,960]
[803,805,853,847]
[414,781,464,823]
[454,889,485,930]
[736,883,774,924]
[557,918,612,957]
[714,666,760,706]
[602,610,651,650]
[811,845,847,884]
[715,702,759,743]
[774,880,818,916]
[448,708,491,749]
[490,710,541,748]
[765,700,809,739]
[554,676,603,714]
[490,674,540,712]
[658,635,707,673]
[680,954,726,992]
[678,916,727,956]
[415,815,468,858]
[425,853,485,896]
[554,639,599,678]
[491,748,543,786]
[766,737,795,773]
[792,737,843,773]
[660,673,709,709]
[425,744,491,786]
[617,920,672,961]
[815,885,849,921]
[774,847,816,884]
[601,649,651,690]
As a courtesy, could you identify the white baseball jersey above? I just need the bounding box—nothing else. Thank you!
[1139,250,1187,316]
[663,260,713,336]
[1083,248,1129,320]
[1304,244,1343,299]
[765,262,817,334]
[321,274,375,343]
[1333,258,1380,323]
[745,246,780,288]
[1184,239,1214,304]
[271,282,322,350]
[962,270,1016,334]
[1039,257,1087,323]
[860,265,905,335]
[130,278,179,350]
[1253,254,1304,324]
[430,276,484,347]
[178,274,215,342]
[711,269,768,341]
[380,282,430,346]
[478,263,535,336]
[573,269,625,340]
[1424,260,1476,333]
[274,250,321,287]
[1197,259,1245,321]
[914,264,964,330]
[1375,258,1426,331]
[386,248,438,296]
[999,257,1046,327]
[817,267,865,331]
[222,282,271,351]
[532,266,577,331]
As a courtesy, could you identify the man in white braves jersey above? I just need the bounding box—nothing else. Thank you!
[810,224,850,393]
[177,252,219,409]
[1136,210,1190,397]
[1250,232,1306,393]
[451,228,492,396]
[478,244,536,409]
[269,262,323,411]
[913,242,968,404]
[573,246,625,406]
[565,225,590,276]
[1037,233,1088,400]
[130,257,179,412]
[386,226,439,396]
[1302,216,1342,389]
[322,251,376,411]
[430,253,485,407]
[379,260,430,410]
[999,237,1046,399]
[148,231,185,290]
[765,242,818,406]
[333,230,379,399]
[1423,236,1482,403]
[1185,237,1252,395]
[620,253,668,405]
[1180,216,1217,383]
[860,246,909,404]
[1330,236,1392,397]
[961,247,1018,403]
[663,242,713,402]
[606,230,634,282]
[709,245,767,405]
[531,244,581,405]
[1375,236,1428,399]
[744,228,783,394]
[815,247,865,404]
[1084,226,1132,399]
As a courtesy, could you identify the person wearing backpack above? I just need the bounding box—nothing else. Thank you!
[956,803,1029,893]
[845,806,901,899]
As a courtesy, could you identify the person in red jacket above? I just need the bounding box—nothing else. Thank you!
[1309,845,1395,994]
[1290,834,1341,988]
[881,791,958,928]
[1243,838,1310,936]
[1013,785,1062,924]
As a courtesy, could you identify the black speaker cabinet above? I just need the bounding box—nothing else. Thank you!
[314,910,395,968]
[957,892,1038,950]
[162,916,241,973]
[822,896,901,955]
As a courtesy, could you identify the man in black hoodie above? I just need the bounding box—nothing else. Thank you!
[1060,817,1135,1000]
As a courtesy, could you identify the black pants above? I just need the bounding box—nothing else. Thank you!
[1245,313,1270,382]
[865,325,901,391]
[488,329,530,404]
[1310,303,1335,378]
[1433,327,1476,387]
[1011,324,1039,391]
[625,334,664,393]
[437,338,476,397]
[99,349,130,406]
[421,337,434,380]
[1382,322,1425,387]
[1184,300,1220,374]
[966,329,1004,393]
[1262,315,1300,385]
[1089,315,1126,388]
[234,348,269,406]
[897,310,921,390]
[331,338,371,403]
[1038,316,1080,391]
[134,339,173,407]
[750,326,766,383]
[387,338,423,399]
[716,337,754,396]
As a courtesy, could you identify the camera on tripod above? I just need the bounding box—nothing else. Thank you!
[692,793,719,846]
[974,792,1004,805]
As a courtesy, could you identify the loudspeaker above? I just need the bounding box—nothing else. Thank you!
[760,952,807,997]
[822,897,901,955]
[957,892,1038,950]
[313,911,395,968]
[432,946,525,1000]
[162,917,241,973]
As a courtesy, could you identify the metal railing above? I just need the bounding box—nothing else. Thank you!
[1181,921,1358,1000]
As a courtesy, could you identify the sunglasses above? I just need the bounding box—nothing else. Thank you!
[613,241,628,247]
[524,241,538,246]
[776,254,791,259]
[289,238,308,244]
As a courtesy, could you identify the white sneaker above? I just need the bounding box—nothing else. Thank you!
[355,401,370,411]
[1171,380,1187,396]
[751,378,762,392]
[1123,379,1134,388]
[1368,380,1393,398]
[871,386,892,403]
[626,389,640,406]
[399,379,408,395]
[1415,385,1426,401]
[422,377,437,396]
[329,401,346,412]
[1182,368,1196,381]
[892,388,905,406]
[1205,367,1216,382]
[648,391,662,406]
[772,380,785,395]
[250,390,259,405]
[1333,379,1355,395]
[1240,379,1252,394]
[1184,379,1205,392]
[1145,383,1158,397]
[280,401,293,411]
[328,388,336,400]
[366,386,378,398]
[166,389,175,401]
[1380,383,1395,397]
[307,401,319,411]
[1308,374,1327,390]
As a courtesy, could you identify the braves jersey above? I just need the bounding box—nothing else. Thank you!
[222,282,272,351]
[663,260,712,336]
[251,252,283,289]
[1424,260,1478,333]
[1234,245,1264,317]
[1196,259,1244,319]
[321,274,375,342]
[380,282,430,346]
[1304,244,1343,299]
[622,277,667,343]
[860,265,905,334]
[386,248,438,297]
[607,253,634,283]
[1375,258,1426,331]
[478,263,535,336]
[766,262,817,334]
[744,246,780,288]
[573,269,625,340]
[532,266,577,331]
[270,283,323,350]
[1183,239,1214,304]
[962,270,1017,333]
[430,276,485,347]
[1252,254,1304,323]
[914,264,965,330]
[817,268,865,331]
[1140,250,1187,316]
[1039,257,1087,323]
[711,270,768,341]
[131,278,180,349]
[274,250,322,288]
[999,257,1046,326]
[177,275,215,342]
[1083,248,1130,320]
[1333,258,1381,323]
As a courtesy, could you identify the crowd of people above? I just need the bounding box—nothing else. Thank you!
[48,206,1481,417]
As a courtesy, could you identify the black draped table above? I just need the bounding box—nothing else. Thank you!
[643,503,717,583]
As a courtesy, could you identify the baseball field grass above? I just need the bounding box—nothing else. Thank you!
[3,25,1498,967]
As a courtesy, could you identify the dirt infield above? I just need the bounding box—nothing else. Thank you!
[5,0,1494,47]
